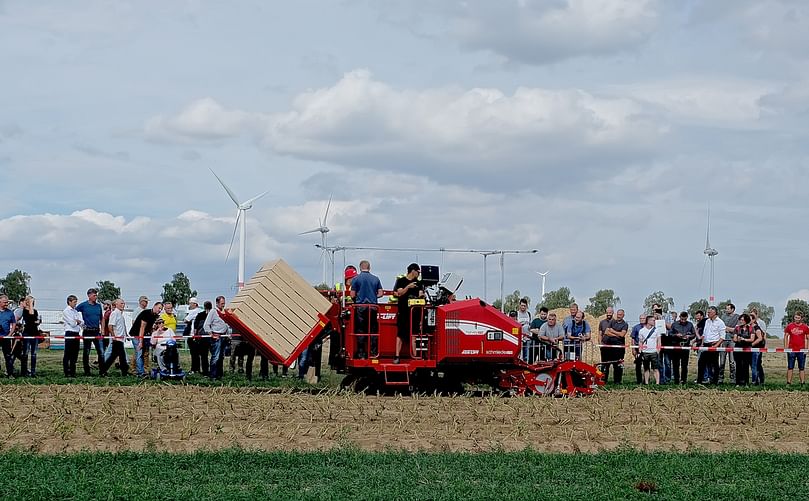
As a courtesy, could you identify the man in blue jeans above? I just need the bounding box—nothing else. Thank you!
[128,302,162,376]
[0,295,17,377]
[204,296,229,380]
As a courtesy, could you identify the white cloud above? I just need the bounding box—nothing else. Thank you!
[450,0,661,64]
[146,70,665,187]
[144,97,264,142]
[787,289,809,302]
[614,78,774,127]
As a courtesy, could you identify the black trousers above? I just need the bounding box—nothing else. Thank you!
[697,351,719,384]
[82,331,103,375]
[241,343,257,380]
[600,346,624,384]
[734,351,751,386]
[259,356,269,378]
[670,349,690,384]
[634,353,643,384]
[101,340,128,376]
[355,306,379,357]
[189,336,210,375]
[63,331,80,377]
[1,337,15,376]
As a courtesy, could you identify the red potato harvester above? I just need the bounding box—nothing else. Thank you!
[220,259,604,397]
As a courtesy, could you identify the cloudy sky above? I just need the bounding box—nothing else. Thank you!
[1,0,808,321]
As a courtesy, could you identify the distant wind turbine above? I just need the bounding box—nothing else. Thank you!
[536,271,550,301]
[703,206,719,303]
[210,168,269,290]
[299,194,333,285]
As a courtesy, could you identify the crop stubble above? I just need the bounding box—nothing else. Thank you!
[1,385,807,454]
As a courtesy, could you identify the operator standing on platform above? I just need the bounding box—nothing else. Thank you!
[351,260,384,358]
[393,263,423,364]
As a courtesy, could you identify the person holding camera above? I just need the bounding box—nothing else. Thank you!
[669,311,696,384]
[392,263,424,364]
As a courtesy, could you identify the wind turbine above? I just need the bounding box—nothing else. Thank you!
[299,194,333,285]
[536,271,550,301]
[210,168,269,290]
[703,206,719,303]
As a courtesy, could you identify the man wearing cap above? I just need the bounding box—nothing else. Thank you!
[76,288,104,376]
[129,301,163,377]
[133,296,149,318]
[184,298,203,374]
[392,263,424,364]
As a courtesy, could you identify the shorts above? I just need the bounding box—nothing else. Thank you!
[787,353,806,370]
[640,352,658,370]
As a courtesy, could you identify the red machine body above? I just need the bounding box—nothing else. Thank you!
[327,297,604,396]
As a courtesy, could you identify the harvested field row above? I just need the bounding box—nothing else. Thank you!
[2,385,808,453]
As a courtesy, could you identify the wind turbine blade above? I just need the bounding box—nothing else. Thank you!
[209,168,241,206]
[225,210,241,262]
[705,206,711,249]
[323,193,333,226]
[244,190,269,206]
[299,228,321,236]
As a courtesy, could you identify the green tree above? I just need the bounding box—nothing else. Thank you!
[161,272,197,306]
[500,290,527,313]
[538,287,575,312]
[642,291,674,314]
[585,289,620,317]
[782,299,809,327]
[687,299,709,319]
[745,301,775,326]
[96,280,121,302]
[0,269,31,303]
[314,283,330,291]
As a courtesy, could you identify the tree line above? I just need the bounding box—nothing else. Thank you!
[0,269,198,307]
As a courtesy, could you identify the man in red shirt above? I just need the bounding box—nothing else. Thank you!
[784,311,809,385]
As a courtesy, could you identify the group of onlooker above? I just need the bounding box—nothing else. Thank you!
[0,290,304,381]
[516,301,809,387]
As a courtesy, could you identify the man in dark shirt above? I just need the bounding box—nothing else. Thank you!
[129,302,162,377]
[694,310,707,383]
[669,311,697,384]
[392,263,423,364]
[630,314,645,384]
[601,308,628,384]
[76,288,104,376]
[529,307,549,361]
[351,260,384,358]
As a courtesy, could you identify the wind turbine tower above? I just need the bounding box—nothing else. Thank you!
[704,207,719,303]
[210,169,269,290]
[300,195,333,285]
[536,271,550,301]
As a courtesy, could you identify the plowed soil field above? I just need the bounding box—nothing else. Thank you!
[3,385,808,453]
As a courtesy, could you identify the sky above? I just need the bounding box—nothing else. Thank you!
[1,0,808,323]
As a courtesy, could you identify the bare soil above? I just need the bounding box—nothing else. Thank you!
[2,385,808,453]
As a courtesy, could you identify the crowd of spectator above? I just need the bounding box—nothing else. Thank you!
[516,302,809,387]
[0,290,306,381]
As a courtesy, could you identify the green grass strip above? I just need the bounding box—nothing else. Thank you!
[1,450,807,500]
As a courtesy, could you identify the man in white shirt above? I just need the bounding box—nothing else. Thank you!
[203,295,229,380]
[697,306,726,385]
[638,315,660,385]
[62,295,84,377]
[101,298,129,376]
[516,299,533,362]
